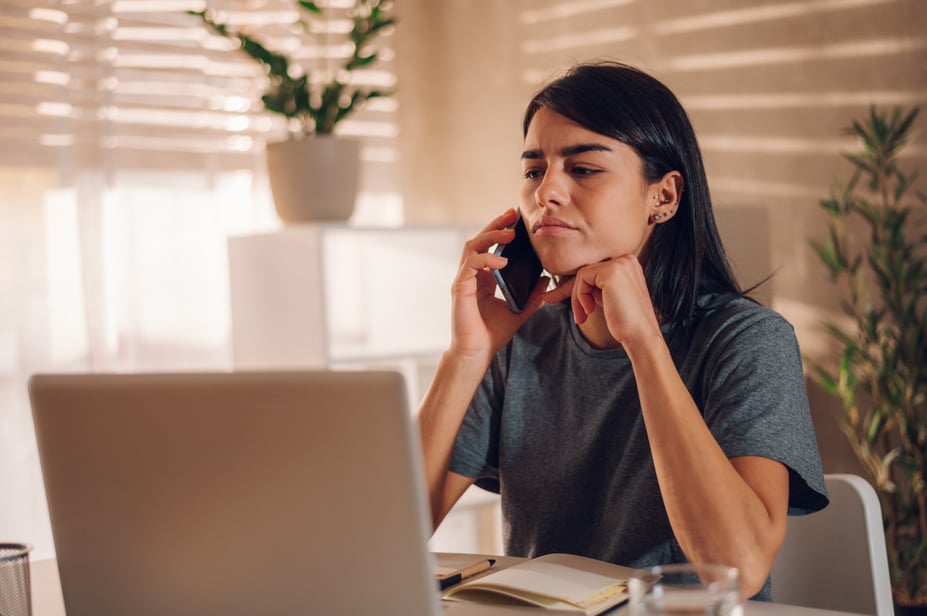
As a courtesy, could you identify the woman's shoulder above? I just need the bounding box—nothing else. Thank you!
[690,293,797,345]
[697,292,787,322]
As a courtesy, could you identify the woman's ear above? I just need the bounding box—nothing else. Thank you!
[649,171,684,224]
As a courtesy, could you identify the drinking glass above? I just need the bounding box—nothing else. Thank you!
[628,563,741,615]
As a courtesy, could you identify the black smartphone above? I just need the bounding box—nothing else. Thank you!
[492,213,543,313]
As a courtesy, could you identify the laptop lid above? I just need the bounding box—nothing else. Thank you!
[29,370,440,616]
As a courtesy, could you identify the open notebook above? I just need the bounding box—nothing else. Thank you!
[29,370,441,616]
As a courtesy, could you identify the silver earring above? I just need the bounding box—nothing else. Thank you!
[654,213,664,221]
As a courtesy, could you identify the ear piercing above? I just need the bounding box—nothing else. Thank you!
[653,209,676,222]
[653,194,673,222]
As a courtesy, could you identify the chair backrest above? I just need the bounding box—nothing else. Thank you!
[771,473,893,616]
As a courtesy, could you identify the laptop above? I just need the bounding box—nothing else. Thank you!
[29,370,442,616]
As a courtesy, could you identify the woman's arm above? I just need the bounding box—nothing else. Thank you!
[627,334,789,598]
[559,255,789,598]
[417,209,548,529]
[417,350,486,528]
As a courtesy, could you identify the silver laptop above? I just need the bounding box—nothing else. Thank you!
[29,370,441,616]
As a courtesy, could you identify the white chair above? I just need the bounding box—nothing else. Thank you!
[771,473,894,616]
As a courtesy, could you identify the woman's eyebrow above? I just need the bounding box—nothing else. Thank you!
[521,143,613,159]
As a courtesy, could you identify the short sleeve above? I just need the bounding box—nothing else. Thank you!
[699,310,829,515]
[448,358,504,492]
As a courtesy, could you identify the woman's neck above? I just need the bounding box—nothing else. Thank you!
[576,309,621,350]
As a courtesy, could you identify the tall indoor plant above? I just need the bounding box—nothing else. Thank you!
[809,106,926,610]
[187,0,395,222]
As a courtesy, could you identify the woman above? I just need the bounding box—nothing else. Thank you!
[417,61,827,600]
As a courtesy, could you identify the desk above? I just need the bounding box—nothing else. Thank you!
[29,560,64,616]
[30,555,863,616]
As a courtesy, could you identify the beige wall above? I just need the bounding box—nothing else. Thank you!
[394,0,927,473]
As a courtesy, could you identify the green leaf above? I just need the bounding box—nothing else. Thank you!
[842,152,878,177]
[807,360,839,396]
[866,411,888,443]
[838,349,854,379]
[298,1,323,14]
[345,53,378,71]
[369,17,397,33]
[894,168,918,203]
[849,253,863,276]
[812,233,848,275]
[238,36,291,80]
[820,197,841,216]
[823,322,856,347]
[334,90,362,124]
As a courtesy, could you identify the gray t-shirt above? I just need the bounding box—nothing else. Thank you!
[449,294,828,601]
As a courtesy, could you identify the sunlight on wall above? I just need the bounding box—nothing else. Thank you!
[521,26,637,54]
[699,135,855,154]
[684,90,927,109]
[520,0,638,24]
[663,37,926,71]
[654,0,897,34]
[707,178,822,201]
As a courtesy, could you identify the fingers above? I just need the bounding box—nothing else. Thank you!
[473,209,518,249]
[461,209,518,263]
[542,275,598,324]
[517,276,553,316]
[542,276,574,305]
[458,252,507,283]
[572,280,600,325]
[478,208,518,234]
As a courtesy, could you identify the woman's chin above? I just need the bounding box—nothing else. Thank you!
[538,253,579,277]
[541,259,583,278]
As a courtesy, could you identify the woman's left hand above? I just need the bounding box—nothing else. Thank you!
[543,255,662,348]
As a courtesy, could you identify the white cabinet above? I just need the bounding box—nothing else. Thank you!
[228,224,472,396]
[227,224,502,553]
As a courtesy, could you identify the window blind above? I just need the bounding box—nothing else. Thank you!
[0,0,399,198]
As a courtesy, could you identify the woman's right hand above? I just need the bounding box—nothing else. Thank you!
[449,209,548,362]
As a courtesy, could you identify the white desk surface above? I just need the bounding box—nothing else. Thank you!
[31,555,864,616]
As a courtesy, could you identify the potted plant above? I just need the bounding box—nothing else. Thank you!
[187,0,396,222]
[809,105,926,611]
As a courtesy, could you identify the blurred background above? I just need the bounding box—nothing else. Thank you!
[1,0,925,559]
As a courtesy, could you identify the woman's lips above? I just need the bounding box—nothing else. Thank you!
[532,216,577,235]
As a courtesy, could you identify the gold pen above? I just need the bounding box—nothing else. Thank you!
[438,558,496,590]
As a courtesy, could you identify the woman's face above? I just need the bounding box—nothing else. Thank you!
[519,106,658,277]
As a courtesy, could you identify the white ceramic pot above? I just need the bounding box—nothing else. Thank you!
[265,136,361,223]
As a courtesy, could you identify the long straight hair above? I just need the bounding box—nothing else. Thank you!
[523,61,743,325]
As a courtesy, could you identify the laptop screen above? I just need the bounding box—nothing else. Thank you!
[29,370,440,616]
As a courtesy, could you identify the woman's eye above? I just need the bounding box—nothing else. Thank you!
[571,166,599,177]
[523,168,544,180]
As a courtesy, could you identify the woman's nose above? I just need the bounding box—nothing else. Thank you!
[535,169,568,208]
